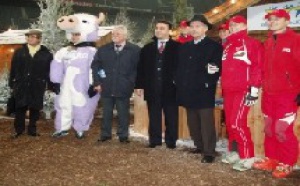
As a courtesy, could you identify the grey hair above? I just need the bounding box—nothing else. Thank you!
[112,25,128,38]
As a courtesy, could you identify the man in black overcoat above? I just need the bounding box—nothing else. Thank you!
[136,20,180,149]
[9,29,53,138]
[176,15,223,162]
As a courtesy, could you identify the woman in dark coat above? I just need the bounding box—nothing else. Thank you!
[9,29,53,138]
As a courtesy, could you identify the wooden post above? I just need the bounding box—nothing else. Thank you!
[295,107,300,166]
[133,94,149,136]
[178,106,190,139]
[247,89,265,157]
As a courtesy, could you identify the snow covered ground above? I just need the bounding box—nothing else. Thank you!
[129,127,228,153]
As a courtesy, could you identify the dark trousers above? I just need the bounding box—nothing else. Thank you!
[14,106,40,134]
[186,108,216,156]
[147,98,178,146]
[101,97,130,139]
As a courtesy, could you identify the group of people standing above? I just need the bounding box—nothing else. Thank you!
[218,9,300,179]
[8,9,300,179]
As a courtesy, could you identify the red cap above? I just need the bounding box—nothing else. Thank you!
[229,15,247,24]
[265,9,290,20]
[218,22,229,30]
[179,20,188,28]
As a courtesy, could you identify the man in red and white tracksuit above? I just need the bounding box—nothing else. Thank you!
[253,9,300,179]
[176,20,193,44]
[218,21,230,46]
[221,15,263,171]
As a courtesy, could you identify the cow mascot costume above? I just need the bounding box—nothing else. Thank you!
[50,13,105,139]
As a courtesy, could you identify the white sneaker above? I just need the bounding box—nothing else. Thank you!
[293,165,300,170]
[216,139,228,152]
[221,151,240,164]
[232,158,255,171]
[75,131,85,139]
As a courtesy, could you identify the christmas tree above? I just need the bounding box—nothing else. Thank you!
[31,0,73,53]
[114,8,136,43]
[43,90,56,119]
[139,17,156,46]
[0,67,11,110]
[30,0,73,117]
[172,0,194,27]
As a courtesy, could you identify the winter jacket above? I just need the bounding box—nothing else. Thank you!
[9,44,53,110]
[221,30,263,92]
[177,34,193,44]
[135,38,180,104]
[262,28,300,95]
[91,42,140,98]
[176,37,223,109]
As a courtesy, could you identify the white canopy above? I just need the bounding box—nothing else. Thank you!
[0,29,29,44]
[0,26,114,45]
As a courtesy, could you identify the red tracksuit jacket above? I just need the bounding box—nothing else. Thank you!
[177,34,193,44]
[262,28,300,95]
[221,30,263,92]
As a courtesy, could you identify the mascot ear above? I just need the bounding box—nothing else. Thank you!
[97,12,106,25]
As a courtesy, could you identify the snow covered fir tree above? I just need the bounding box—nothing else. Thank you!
[139,17,156,46]
[31,0,73,53]
[29,0,73,117]
[114,8,136,43]
[172,0,194,26]
[0,67,11,110]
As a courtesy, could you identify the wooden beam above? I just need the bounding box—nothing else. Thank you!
[204,0,261,24]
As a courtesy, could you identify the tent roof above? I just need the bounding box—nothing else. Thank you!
[0,26,114,45]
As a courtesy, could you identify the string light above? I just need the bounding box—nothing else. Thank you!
[230,0,237,4]
[213,8,219,14]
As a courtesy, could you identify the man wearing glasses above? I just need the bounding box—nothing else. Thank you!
[9,29,53,138]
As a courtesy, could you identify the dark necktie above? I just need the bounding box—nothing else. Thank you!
[158,42,165,53]
[115,45,121,53]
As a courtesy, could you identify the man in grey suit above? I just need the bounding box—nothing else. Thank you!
[92,25,140,143]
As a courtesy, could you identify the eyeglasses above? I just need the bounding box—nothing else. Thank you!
[71,33,81,36]
[27,35,41,39]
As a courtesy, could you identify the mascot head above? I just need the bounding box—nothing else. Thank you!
[57,13,105,45]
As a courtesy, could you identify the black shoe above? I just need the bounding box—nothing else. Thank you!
[119,137,130,143]
[166,144,176,149]
[201,156,215,163]
[12,133,23,139]
[98,136,112,142]
[189,148,202,154]
[147,143,162,148]
[28,132,40,137]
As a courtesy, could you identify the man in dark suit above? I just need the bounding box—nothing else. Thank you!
[9,29,53,138]
[136,20,180,149]
[92,25,140,143]
[176,15,223,163]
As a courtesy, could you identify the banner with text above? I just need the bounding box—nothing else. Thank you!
[247,0,300,31]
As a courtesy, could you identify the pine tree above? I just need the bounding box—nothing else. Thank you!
[0,67,11,108]
[30,0,73,116]
[114,8,136,43]
[139,17,156,46]
[172,0,194,27]
[31,0,73,53]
